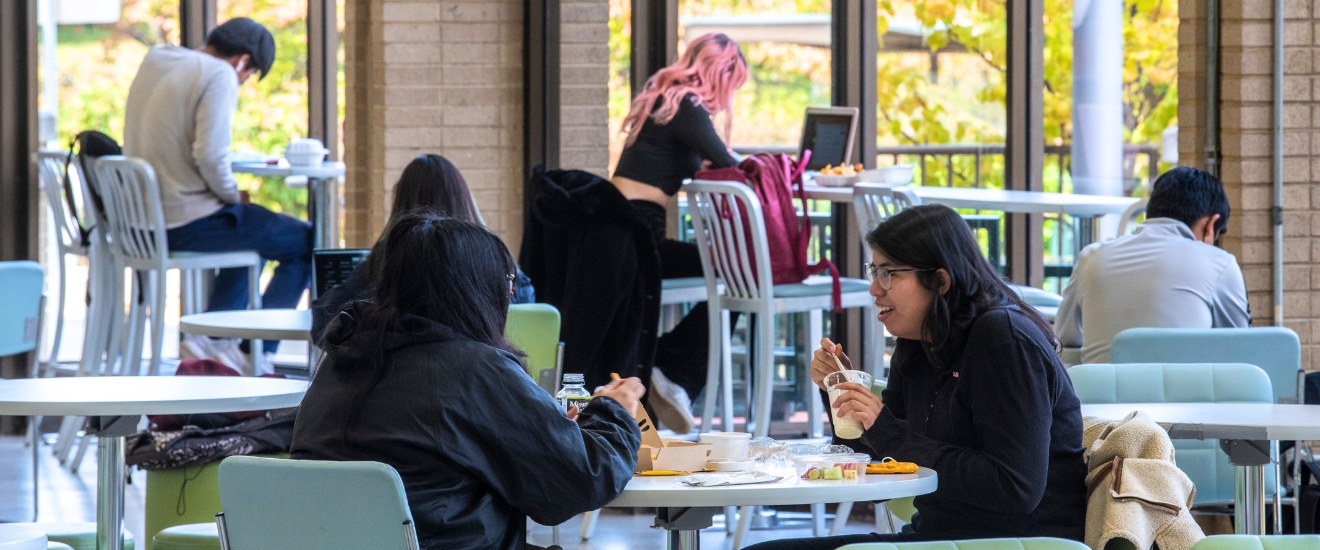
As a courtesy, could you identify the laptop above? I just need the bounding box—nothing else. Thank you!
[312,248,371,299]
[798,106,860,171]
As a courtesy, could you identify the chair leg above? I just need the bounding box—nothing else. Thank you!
[148,270,166,376]
[877,502,897,533]
[751,311,775,438]
[732,505,754,549]
[49,252,69,372]
[122,270,147,376]
[579,509,599,540]
[720,310,734,433]
[811,502,826,536]
[70,431,92,474]
[830,502,853,536]
[248,265,263,373]
[30,416,39,521]
[807,310,823,438]
[700,301,723,433]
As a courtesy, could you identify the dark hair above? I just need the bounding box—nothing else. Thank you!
[1146,166,1230,235]
[866,204,1056,371]
[205,18,276,79]
[368,154,480,276]
[332,212,522,442]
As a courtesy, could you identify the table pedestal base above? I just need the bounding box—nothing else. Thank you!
[87,415,139,550]
[655,507,716,550]
[1221,439,1274,535]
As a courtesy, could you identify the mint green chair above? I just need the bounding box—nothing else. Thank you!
[217,456,418,550]
[840,537,1091,550]
[1110,328,1301,405]
[505,303,562,394]
[1192,535,1320,550]
[1068,363,1274,505]
[48,543,74,550]
[831,380,914,536]
[0,261,45,522]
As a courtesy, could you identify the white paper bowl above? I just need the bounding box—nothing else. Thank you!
[812,174,858,187]
[880,165,915,185]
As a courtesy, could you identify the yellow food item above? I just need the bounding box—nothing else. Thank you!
[820,164,858,176]
[866,458,918,475]
[639,470,688,476]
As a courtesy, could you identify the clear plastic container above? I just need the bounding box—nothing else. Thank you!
[792,453,871,481]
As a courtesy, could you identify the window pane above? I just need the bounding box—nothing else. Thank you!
[679,0,832,149]
[607,0,631,174]
[217,0,309,216]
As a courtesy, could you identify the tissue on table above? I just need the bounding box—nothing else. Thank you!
[680,471,784,487]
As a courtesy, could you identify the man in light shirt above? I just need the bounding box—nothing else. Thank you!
[124,18,311,366]
[1056,166,1251,364]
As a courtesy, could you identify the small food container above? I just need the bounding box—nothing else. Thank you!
[792,453,870,481]
[284,138,329,167]
[811,173,858,187]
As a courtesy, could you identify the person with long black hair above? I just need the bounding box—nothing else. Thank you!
[292,213,643,550]
[310,154,534,342]
[747,204,1087,550]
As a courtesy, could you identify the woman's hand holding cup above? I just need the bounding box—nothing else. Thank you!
[811,337,852,391]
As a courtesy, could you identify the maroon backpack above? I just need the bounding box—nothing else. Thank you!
[695,152,842,310]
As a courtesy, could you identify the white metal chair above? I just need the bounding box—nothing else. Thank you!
[851,183,917,239]
[93,156,263,377]
[1116,197,1149,238]
[685,179,877,439]
[33,151,89,375]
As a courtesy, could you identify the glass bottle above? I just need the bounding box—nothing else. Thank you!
[555,373,592,413]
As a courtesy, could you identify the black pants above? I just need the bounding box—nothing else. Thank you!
[633,200,734,400]
[743,527,979,550]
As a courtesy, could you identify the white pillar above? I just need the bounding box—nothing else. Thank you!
[1071,0,1123,197]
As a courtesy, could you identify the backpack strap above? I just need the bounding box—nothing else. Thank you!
[62,133,94,248]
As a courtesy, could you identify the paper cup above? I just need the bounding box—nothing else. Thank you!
[824,370,874,439]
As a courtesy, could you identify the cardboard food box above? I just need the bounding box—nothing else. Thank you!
[633,404,712,473]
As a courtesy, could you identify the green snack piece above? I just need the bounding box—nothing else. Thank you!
[807,468,821,480]
[824,466,843,480]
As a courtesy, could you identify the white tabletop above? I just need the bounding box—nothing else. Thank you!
[0,376,307,417]
[232,161,345,179]
[0,524,46,550]
[604,468,936,508]
[1081,403,1320,442]
[180,309,312,341]
[802,184,1138,217]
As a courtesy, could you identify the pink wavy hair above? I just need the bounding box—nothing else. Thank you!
[622,33,749,147]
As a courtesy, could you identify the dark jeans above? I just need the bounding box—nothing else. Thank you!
[743,526,977,550]
[167,203,312,353]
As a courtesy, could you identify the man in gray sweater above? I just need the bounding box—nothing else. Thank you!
[125,18,311,366]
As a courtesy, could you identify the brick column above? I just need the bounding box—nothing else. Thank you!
[343,0,609,254]
[1179,0,1319,370]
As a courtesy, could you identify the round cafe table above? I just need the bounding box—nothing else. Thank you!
[179,309,312,342]
[0,377,307,550]
[604,468,937,550]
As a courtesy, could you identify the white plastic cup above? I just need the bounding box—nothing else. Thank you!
[698,432,752,460]
[824,370,875,439]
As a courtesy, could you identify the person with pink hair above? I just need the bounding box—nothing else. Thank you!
[611,32,749,433]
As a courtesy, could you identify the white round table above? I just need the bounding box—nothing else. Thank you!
[0,377,307,550]
[0,525,46,550]
[179,309,311,342]
[232,161,345,249]
[604,469,937,549]
[1082,403,1320,535]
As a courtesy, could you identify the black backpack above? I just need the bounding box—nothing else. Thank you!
[62,130,122,247]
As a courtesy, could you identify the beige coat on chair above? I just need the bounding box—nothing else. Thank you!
[1083,411,1205,550]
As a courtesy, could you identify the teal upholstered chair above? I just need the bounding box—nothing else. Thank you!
[0,261,45,521]
[217,456,418,550]
[839,537,1091,550]
[1192,535,1320,550]
[1068,363,1275,505]
[1109,328,1301,405]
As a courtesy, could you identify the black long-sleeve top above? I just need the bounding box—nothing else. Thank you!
[845,306,1087,540]
[292,307,641,550]
[613,93,738,196]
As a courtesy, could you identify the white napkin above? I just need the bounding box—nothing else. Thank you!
[680,471,784,487]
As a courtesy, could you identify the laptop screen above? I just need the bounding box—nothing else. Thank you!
[312,248,370,299]
[799,109,857,171]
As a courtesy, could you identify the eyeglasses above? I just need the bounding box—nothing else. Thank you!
[864,262,930,290]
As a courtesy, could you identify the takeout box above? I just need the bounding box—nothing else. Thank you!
[633,405,712,473]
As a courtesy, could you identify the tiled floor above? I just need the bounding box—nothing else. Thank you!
[0,435,886,549]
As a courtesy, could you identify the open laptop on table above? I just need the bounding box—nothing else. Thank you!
[799,106,859,171]
[312,248,370,300]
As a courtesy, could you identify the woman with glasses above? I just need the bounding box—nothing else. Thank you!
[747,204,1087,549]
